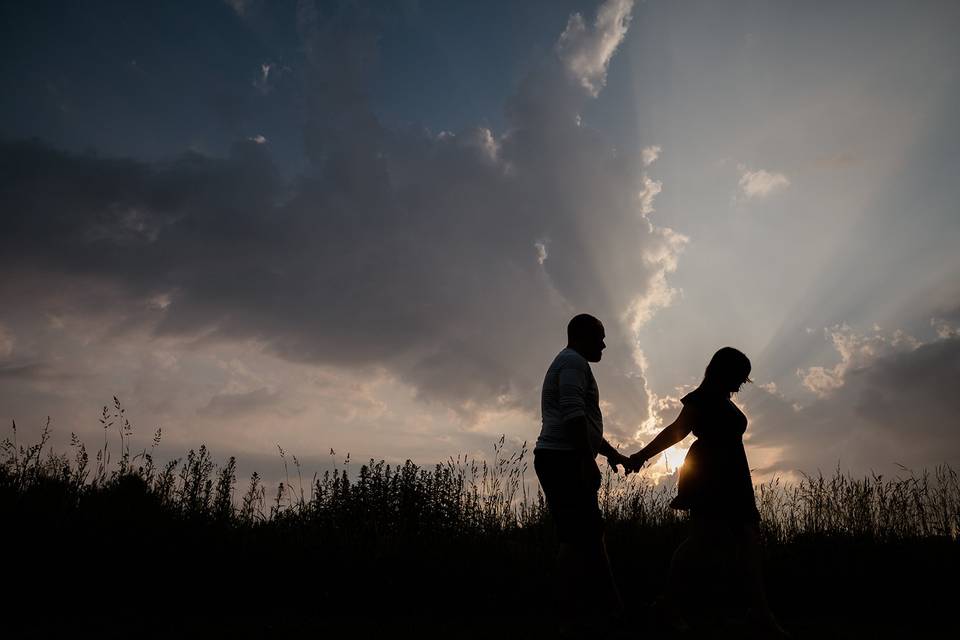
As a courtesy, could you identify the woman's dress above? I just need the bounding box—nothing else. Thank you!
[670,387,760,524]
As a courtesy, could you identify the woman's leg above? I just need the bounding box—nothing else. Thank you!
[656,514,732,629]
[663,532,698,605]
[738,522,789,636]
[740,523,771,612]
[651,536,695,632]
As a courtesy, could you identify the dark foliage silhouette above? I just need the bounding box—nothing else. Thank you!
[2,399,958,637]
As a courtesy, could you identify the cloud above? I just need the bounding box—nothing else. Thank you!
[638,174,662,216]
[641,145,661,167]
[0,323,13,359]
[0,0,679,445]
[798,324,920,397]
[253,63,273,94]
[198,387,279,418]
[534,240,549,265]
[0,362,75,382]
[742,321,960,475]
[737,166,790,199]
[556,0,634,97]
[932,312,960,339]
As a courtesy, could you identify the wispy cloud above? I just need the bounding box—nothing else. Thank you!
[798,324,921,397]
[557,0,634,97]
[198,387,279,418]
[641,145,661,167]
[638,175,662,217]
[737,166,790,199]
[253,62,273,93]
[0,323,13,359]
[533,240,549,265]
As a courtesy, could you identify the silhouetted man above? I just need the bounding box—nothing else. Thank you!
[534,313,629,635]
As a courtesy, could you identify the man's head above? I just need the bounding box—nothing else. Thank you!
[567,314,606,362]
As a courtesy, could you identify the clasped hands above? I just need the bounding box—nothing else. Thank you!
[605,449,651,475]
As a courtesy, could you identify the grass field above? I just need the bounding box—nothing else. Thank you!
[3,401,958,638]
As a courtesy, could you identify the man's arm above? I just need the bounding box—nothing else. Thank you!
[597,438,617,458]
[558,365,594,458]
[597,438,630,473]
[561,416,630,474]
[557,364,629,471]
[561,414,596,460]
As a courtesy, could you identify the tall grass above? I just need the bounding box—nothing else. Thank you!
[2,400,957,544]
[756,465,960,543]
[4,401,960,637]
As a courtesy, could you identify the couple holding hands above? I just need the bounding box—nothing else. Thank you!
[533,314,788,638]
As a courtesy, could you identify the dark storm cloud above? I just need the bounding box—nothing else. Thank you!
[0,0,674,439]
[743,330,960,474]
[853,336,960,443]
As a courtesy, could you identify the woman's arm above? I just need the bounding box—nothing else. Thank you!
[632,406,695,466]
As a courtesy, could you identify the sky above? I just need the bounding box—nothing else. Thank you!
[1,0,958,485]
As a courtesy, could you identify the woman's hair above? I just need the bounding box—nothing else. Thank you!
[704,347,752,385]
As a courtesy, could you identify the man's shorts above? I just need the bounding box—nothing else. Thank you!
[534,449,604,545]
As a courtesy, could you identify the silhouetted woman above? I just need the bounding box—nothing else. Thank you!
[629,347,788,637]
